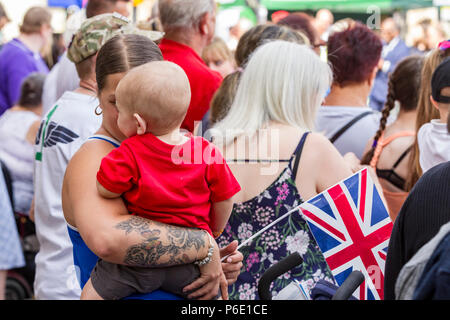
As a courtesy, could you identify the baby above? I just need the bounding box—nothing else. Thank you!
[418,57,450,173]
[81,61,241,300]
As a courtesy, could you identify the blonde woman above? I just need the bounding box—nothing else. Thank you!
[405,44,450,190]
[211,40,353,299]
[202,37,236,78]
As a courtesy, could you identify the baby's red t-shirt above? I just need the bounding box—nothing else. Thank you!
[96,133,241,236]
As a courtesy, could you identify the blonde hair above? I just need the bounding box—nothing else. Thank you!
[202,37,234,65]
[212,40,331,146]
[405,47,450,191]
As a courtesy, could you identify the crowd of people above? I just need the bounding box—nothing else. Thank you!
[0,0,448,301]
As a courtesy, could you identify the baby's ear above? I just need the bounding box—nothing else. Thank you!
[134,113,147,135]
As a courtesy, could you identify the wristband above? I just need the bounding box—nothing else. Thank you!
[194,231,214,266]
[213,229,224,238]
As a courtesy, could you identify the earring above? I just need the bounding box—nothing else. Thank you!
[95,105,102,116]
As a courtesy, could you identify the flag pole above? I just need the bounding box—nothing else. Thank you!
[221,203,304,262]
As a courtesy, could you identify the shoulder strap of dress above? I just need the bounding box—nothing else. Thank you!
[330,111,373,143]
[392,145,413,169]
[379,131,415,147]
[370,131,415,167]
[292,132,310,180]
[88,134,120,148]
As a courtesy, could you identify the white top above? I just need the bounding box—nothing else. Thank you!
[315,106,381,159]
[33,91,101,300]
[417,119,450,173]
[42,53,80,115]
[0,110,40,214]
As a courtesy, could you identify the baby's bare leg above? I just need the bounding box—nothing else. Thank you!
[81,278,104,300]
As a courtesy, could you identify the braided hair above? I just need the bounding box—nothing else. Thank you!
[361,55,424,165]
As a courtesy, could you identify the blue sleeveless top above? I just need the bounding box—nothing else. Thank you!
[67,135,182,300]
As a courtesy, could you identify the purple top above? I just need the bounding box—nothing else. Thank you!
[0,38,49,115]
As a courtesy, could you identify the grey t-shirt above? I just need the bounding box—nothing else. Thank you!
[315,106,381,159]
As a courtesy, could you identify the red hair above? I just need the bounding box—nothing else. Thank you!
[277,13,319,47]
[327,22,382,86]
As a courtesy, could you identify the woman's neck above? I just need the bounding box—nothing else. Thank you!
[96,126,124,143]
[17,33,43,54]
[323,83,370,108]
[10,104,42,117]
[393,108,417,130]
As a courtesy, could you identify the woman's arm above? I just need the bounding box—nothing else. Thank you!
[63,139,243,299]
[96,180,122,199]
[62,140,210,267]
[25,120,41,145]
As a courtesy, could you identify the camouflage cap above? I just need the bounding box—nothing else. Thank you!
[67,12,164,64]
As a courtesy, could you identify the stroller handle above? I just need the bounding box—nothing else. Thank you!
[331,270,365,300]
[258,252,303,300]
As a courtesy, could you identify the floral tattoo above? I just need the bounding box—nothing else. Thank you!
[115,216,207,267]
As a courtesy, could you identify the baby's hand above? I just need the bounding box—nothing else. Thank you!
[96,180,122,199]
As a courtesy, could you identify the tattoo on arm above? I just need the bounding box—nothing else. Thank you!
[115,216,207,268]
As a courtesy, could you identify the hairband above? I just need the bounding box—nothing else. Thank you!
[372,139,378,149]
[438,39,450,51]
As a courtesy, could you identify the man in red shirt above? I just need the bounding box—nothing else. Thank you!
[158,0,223,133]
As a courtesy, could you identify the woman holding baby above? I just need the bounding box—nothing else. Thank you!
[62,34,243,300]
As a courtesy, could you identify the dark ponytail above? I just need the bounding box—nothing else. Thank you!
[96,34,163,92]
[18,73,46,108]
[361,55,424,165]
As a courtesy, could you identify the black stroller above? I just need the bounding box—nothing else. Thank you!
[257,252,365,300]
[1,161,38,300]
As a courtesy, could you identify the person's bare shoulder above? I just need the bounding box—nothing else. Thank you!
[301,132,353,190]
[66,139,116,180]
[63,139,117,224]
[304,132,341,158]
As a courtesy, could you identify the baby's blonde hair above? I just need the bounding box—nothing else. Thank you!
[116,61,191,136]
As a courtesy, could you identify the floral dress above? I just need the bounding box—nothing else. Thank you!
[217,132,335,300]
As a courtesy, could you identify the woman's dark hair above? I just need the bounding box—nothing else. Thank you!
[210,24,307,125]
[327,22,382,87]
[96,34,163,92]
[235,24,308,68]
[361,55,424,165]
[18,73,46,108]
[277,12,319,47]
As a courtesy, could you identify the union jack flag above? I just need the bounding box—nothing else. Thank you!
[300,168,393,300]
